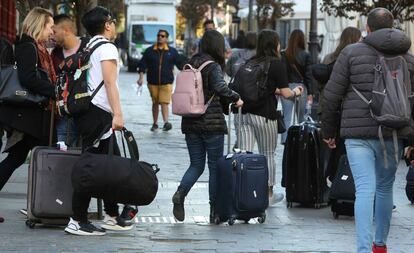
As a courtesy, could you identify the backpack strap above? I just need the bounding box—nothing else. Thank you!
[84,40,112,100]
[197,60,214,72]
[84,40,112,62]
[198,60,216,106]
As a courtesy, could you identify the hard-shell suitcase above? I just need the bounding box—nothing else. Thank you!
[329,154,355,218]
[282,98,328,208]
[214,106,268,225]
[26,147,81,228]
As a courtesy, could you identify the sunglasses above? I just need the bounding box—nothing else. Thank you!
[157,34,166,38]
[107,18,116,25]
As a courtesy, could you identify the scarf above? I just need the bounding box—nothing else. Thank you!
[35,41,57,83]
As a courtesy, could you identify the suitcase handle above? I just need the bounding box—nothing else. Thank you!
[227,103,242,154]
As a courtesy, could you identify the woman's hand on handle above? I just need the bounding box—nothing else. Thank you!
[234,99,244,108]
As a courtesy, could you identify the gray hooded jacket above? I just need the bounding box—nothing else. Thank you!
[321,28,414,140]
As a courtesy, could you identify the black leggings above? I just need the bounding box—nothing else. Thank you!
[0,136,37,191]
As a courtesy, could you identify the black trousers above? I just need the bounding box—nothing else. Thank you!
[72,104,121,223]
[0,135,40,191]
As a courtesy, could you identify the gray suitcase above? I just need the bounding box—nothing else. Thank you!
[26,147,81,228]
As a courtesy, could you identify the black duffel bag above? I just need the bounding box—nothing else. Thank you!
[72,128,159,206]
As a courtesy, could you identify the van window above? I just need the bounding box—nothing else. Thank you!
[131,24,174,45]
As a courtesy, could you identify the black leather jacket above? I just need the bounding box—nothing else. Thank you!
[181,53,240,134]
[282,50,314,95]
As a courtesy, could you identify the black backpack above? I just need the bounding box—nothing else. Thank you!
[229,57,273,104]
[55,39,111,116]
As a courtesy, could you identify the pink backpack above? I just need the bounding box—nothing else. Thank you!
[172,60,214,117]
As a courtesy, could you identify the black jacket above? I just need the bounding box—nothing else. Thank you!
[0,38,14,65]
[282,49,314,94]
[181,54,240,134]
[322,28,414,140]
[137,44,185,85]
[0,34,55,142]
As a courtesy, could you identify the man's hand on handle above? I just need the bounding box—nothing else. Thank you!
[112,114,124,131]
[323,138,336,149]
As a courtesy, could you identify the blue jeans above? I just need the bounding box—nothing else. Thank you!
[280,83,307,143]
[56,116,79,147]
[345,139,402,253]
[179,134,224,202]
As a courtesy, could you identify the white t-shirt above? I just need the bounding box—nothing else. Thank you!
[86,35,119,113]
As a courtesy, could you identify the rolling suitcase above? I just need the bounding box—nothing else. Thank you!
[214,105,268,225]
[329,154,355,218]
[26,147,81,228]
[282,98,328,208]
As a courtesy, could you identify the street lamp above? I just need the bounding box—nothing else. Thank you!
[248,0,253,31]
[308,0,319,64]
[211,0,215,20]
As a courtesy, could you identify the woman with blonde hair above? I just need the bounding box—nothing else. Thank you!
[0,7,56,200]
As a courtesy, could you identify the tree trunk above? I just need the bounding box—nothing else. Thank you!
[184,19,196,56]
[75,0,98,36]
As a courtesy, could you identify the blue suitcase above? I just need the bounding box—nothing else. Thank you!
[213,106,268,225]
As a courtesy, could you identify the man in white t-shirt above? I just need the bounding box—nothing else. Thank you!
[64,6,137,236]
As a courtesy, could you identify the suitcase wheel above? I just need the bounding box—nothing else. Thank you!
[257,214,266,224]
[333,212,339,219]
[214,216,221,225]
[228,217,235,226]
[243,219,250,224]
[25,220,36,229]
[287,202,293,208]
[314,203,321,209]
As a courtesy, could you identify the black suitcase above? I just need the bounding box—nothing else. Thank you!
[214,106,268,225]
[283,118,328,208]
[329,154,355,218]
[26,147,81,228]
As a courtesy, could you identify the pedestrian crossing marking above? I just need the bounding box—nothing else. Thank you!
[133,216,262,224]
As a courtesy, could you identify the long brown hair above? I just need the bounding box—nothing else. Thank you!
[285,29,305,64]
[200,30,225,69]
[333,27,361,60]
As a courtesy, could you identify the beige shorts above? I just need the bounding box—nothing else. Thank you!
[148,84,173,104]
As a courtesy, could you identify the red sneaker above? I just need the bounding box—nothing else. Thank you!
[372,243,387,253]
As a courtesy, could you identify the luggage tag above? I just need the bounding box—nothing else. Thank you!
[74,69,82,80]
[74,63,91,80]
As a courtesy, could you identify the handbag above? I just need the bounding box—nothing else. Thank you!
[276,110,286,134]
[72,128,160,206]
[0,43,48,106]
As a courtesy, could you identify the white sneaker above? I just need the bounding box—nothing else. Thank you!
[269,193,284,206]
[101,214,133,231]
[326,176,333,188]
[19,209,27,216]
[64,218,106,236]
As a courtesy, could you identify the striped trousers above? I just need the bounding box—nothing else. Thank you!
[235,113,278,187]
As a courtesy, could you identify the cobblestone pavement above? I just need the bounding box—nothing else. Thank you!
[0,68,413,253]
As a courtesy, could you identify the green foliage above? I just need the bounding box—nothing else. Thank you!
[321,0,414,21]
[256,0,295,29]
[177,0,211,28]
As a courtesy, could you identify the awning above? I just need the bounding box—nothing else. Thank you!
[0,0,16,43]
